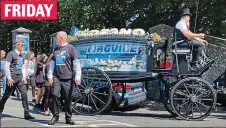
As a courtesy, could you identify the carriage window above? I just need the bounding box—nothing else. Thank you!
[74,41,148,72]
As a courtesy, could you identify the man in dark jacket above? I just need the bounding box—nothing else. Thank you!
[48,31,81,125]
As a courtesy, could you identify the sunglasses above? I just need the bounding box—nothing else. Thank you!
[18,44,24,47]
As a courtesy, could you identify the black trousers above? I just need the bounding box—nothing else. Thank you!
[190,39,207,61]
[11,86,20,96]
[51,77,74,119]
[42,86,52,111]
[0,75,30,115]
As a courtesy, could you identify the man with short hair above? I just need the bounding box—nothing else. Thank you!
[0,40,35,120]
[174,8,209,67]
[48,31,81,125]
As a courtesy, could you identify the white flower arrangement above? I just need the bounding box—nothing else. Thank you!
[72,28,146,37]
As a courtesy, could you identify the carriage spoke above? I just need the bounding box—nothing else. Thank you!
[173,98,190,100]
[195,83,203,95]
[191,102,194,118]
[194,102,203,116]
[90,70,97,85]
[86,69,90,87]
[93,92,109,96]
[192,82,195,95]
[97,77,105,83]
[75,93,86,103]
[81,78,88,88]
[196,101,210,109]
[81,94,88,111]
[78,84,86,90]
[77,88,85,93]
[199,98,213,101]
[94,83,109,90]
[183,83,191,95]
[176,101,190,109]
[90,94,99,111]
[91,93,106,105]
[183,102,192,115]
[88,94,90,113]
[175,90,190,97]
[197,90,212,98]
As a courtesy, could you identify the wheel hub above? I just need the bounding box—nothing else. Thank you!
[190,95,198,103]
[85,88,94,94]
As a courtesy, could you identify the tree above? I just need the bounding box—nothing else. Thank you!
[0,0,225,54]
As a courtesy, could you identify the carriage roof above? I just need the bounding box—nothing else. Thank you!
[67,28,162,44]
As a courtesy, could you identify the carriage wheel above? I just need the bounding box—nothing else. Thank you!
[170,77,216,120]
[72,67,113,116]
[162,81,177,117]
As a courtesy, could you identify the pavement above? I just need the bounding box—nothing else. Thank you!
[1,89,226,127]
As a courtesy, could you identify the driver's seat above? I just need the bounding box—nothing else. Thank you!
[171,37,193,75]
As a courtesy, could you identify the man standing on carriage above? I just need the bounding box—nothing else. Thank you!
[47,31,82,125]
[174,7,209,69]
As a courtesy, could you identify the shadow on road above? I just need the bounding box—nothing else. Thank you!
[100,110,178,121]
[1,114,24,120]
[29,119,49,124]
[10,97,21,101]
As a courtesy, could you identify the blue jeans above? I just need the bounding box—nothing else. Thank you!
[1,75,6,93]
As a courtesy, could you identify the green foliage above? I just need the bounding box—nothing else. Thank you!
[0,0,225,54]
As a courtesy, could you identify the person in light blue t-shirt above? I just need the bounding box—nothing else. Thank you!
[0,50,6,95]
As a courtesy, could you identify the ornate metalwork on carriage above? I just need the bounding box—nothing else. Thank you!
[67,28,162,43]
[67,28,146,41]
[77,28,145,36]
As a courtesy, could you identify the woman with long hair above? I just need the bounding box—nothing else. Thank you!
[41,53,53,116]
[34,54,48,107]
[22,51,36,102]
[34,53,53,116]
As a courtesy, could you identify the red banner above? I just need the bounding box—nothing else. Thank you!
[1,0,57,20]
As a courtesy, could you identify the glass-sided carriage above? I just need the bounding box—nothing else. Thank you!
[50,28,217,121]
[70,35,154,115]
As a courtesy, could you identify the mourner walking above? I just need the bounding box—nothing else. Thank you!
[0,40,35,120]
[47,31,81,125]
[0,50,6,96]
[22,51,36,102]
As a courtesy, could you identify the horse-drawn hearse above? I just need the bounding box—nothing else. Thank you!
[50,27,222,121]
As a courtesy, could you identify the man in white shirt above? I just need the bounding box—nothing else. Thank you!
[0,40,35,120]
[174,8,209,67]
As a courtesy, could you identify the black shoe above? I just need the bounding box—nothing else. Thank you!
[66,119,75,125]
[24,114,35,120]
[48,116,59,125]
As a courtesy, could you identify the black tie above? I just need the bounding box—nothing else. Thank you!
[19,53,22,57]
